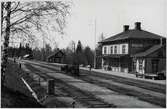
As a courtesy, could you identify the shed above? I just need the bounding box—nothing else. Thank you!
[47,50,65,63]
[132,44,166,75]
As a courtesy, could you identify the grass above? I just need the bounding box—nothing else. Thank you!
[8,60,72,108]
[1,59,44,108]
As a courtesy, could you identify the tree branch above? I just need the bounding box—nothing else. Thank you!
[11,2,20,13]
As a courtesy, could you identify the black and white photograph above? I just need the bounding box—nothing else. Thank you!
[1,0,166,108]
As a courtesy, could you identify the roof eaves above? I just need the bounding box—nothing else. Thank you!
[132,45,162,57]
[100,29,166,43]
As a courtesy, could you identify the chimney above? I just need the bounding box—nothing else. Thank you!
[123,25,129,32]
[135,22,141,30]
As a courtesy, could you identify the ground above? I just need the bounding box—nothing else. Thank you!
[2,58,166,108]
[21,59,166,108]
[1,60,44,108]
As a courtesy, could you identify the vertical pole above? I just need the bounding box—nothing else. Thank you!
[47,79,55,95]
[94,19,96,69]
[42,33,45,61]
[101,58,104,69]
[119,58,121,72]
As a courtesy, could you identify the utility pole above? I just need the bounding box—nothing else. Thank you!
[94,19,96,69]
[42,33,45,61]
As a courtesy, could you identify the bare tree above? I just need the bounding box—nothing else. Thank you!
[1,1,71,85]
[1,2,11,85]
[68,40,75,53]
[95,33,105,68]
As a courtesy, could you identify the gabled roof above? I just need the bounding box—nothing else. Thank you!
[47,50,64,59]
[101,29,165,43]
[132,45,163,57]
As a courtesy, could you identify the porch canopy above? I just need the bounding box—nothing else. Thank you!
[132,45,163,58]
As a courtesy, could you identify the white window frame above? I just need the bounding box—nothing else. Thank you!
[114,45,117,54]
[104,46,107,54]
[110,46,113,54]
[122,45,126,54]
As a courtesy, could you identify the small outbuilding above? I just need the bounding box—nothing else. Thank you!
[132,44,166,76]
[47,50,65,63]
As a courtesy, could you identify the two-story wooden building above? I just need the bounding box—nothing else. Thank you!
[99,22,166,75]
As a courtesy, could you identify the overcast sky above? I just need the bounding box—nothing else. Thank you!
[10,0,166,49]
[53,0,166,49]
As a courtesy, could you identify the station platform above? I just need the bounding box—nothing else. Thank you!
[80,67,166,85]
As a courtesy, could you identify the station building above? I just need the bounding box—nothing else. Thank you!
[99,22,166,75]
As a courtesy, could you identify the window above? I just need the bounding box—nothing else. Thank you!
[132,58,137,71]
[104,47,107,54]
[139,60,143,71]
[122,45,126,54]
[110,46,113,54]
[114,46,117,54]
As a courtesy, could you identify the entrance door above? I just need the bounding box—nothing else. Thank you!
[132,58,137,72]
[136,59,145,74]
[152,59,159,74]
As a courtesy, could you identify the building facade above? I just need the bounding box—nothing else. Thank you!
[100,22,166,75]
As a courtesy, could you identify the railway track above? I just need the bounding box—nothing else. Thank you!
[24,60,165,91]
[59,69,166,107]
[25,64,116,108]
[79,75,166,107]
[23,61,166,107]
[26,60,165,94]
[81,69,166,94]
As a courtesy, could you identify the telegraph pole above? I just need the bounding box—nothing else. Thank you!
[94,19,96,69]
[42,33,45,61]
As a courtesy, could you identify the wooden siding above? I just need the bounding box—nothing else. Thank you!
[129,39,159,55]
[101,36,165,73]
[145,58,166,74]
